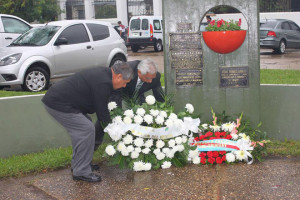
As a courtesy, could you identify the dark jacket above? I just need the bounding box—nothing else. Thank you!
[42,67,113,122]
[110,60,164,106]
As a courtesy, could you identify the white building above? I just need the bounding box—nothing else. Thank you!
[57,0,162,26]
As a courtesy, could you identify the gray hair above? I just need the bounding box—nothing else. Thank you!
[112,62,133,80]
[137,58,158,75]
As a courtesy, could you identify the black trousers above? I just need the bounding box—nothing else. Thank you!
[94,120,105,151]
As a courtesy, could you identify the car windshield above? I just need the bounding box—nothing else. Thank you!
[260,21,278,29]
[9,25,61,46]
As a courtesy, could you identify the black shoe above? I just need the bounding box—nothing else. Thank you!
[71,163,100,172]
[73,173,102,182]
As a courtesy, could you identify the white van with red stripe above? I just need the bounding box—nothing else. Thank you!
[128,16,163,52]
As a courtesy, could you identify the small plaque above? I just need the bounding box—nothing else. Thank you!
[169,33,202,50]
[219,66,249,88]
[170,50,203,69]
[176,69,203,86]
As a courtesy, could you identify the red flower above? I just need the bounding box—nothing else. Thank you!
[207,151,213,157]
[222,155,226,161]
[208,157,215,164]
[238,18,242,26]
[216,157,223,164]
[201,157,207,164]
[217,19,224,28]
[194,137,199,141]
[205,132,213,137]
[215,132,221,137]
[200,152,207,158]
[210,20,215,26]
[225,134,232,140]
[219,151,226,155]
[212,151,219,158]
[220,132,226,137]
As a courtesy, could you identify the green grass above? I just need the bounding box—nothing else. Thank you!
[260,69,300,84]
[0,140,299,179]
[0,90,45,98]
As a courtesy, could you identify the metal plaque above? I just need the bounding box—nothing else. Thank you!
[170,50,203,69]
[219,66,249,88]
[176,69,203,86]
[169,32,202,50]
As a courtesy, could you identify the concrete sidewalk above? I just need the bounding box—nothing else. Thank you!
[0,156,299,200]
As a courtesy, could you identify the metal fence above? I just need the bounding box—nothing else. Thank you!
[260,0,300,12]
[66,0,85,19]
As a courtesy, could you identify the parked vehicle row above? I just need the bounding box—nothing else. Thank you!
[0,20,127,92]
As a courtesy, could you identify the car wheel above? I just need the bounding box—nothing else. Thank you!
[131,45,139,52]
[22,67,49,92]
[276,40,286,54]
[109,55,126,67]
[154,40,163,52]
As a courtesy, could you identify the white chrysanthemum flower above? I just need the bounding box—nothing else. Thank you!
[174,119,183,127]
[117,142,126,152]
[169,113,178,121]
[123,116,132,124]
[121,149,129,156]
[153,148,161,155]
[168,139,176,148]
[175,137,183,145]
[144,114,153,125]
[144,139,153,148]
[150,109,160,117]
[161,161,172,169]
[135,147,141,153]
[188,149,199,159]
[155,115,165,125]
[185,103,194,114]
[133,161,144,172]
[177,144,184,152]
[142,148,151,154]
[156,152,166,160]
[172,145,179,152]
[201,123,208,130]
[124,109,134,118]
[159,111,168,118]
[126,145,134,153]
[166,150,175,158]
[162,147,170,154]
[182,136,188,143]
[134,115,143,125]
[123,134,133,145]
[134,137,144,147]
[112,116,123,123]
[192,156,201,164]
[145,95,156,105]
[222,122,235,132]
[105,145,116,156]
[108,101,117,111]
[136,108,146,116]
[231,133,239,140]
[235,150,247,161]
[239,133,250,142]
[156,140,165,148]
[209,124,221,132]
[164,119,174,127]
[131,151,140,159]
[226,152,236,162]
[143,163,152,171]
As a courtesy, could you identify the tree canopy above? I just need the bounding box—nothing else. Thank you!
[0,0,62,23]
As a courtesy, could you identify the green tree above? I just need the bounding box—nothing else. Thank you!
[0,0,62,23]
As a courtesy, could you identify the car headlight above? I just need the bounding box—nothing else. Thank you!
[0,53,22,66]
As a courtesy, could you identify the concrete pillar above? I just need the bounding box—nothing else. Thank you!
[58,0,67,20]
[84,0,95,19]
[116,0,128,26]
[153,0,162,16]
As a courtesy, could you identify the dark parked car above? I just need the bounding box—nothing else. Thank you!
[260,19,300,54]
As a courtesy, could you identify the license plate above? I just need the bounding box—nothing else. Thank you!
[133,33,139,36]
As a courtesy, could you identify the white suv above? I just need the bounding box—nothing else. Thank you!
[128,16,163,52]
[0,20,127,91]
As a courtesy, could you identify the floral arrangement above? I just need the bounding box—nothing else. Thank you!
[205,18,242,32]
[103,95,268,171]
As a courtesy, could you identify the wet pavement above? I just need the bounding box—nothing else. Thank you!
[0,155,299,200]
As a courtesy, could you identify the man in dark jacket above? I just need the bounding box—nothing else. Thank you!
[94,58,164,151]
[42,63,133,182]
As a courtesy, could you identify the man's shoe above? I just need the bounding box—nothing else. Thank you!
[73,173,102,182]
[71,163,100,172]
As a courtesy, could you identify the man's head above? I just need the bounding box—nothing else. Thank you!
[111,62,133,89]
[118,21,122,25]
[137,58,158,83]
[206,16,211,22]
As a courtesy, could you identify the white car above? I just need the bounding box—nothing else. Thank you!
[0,20,127,91]
[0,14,32,47]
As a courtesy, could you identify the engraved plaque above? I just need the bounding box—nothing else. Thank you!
[169,33,202,50]
[176,69,203,86]
[219,66,249,88]
[170,50,203,69]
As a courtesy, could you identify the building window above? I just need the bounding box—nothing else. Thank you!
[128,0,153,20]
[260,0,300,12]
[94,0,117,19]
[66,0,85,20]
